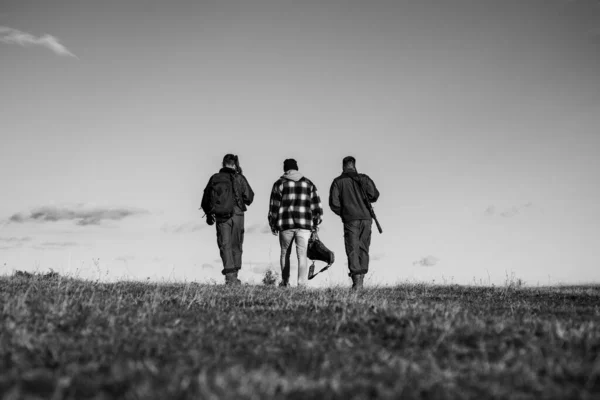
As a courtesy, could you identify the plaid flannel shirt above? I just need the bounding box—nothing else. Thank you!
[268,177,323,232]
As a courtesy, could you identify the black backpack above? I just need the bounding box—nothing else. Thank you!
[205,173,236,219]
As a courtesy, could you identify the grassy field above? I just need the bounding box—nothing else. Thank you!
[1,275,599,400]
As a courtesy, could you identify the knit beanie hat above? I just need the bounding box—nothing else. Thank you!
[343,156,356,165]
[283,159,299,172]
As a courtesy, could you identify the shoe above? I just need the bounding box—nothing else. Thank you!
[278,280,289,287]
[351,274,364,290]
[225,271,241,286]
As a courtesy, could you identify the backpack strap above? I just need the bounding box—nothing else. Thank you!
[349,174,366,201]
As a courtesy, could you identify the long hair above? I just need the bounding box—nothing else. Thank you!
[223,154,243,174]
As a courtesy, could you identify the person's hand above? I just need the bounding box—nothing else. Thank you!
[206,214,215,226]
[311,220,320,232]
[270,226,278,236]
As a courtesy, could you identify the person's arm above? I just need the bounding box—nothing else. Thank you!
[329,179,341,216]
[240,175,254,206]
[361,174,380,203]
[267,182,281,235]
[310,183,323,228]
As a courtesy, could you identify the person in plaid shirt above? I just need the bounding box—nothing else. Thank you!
[268,159,323,287]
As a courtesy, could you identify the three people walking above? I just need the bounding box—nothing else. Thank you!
[202,154,379,289]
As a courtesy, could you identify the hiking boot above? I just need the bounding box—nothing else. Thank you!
[225,271,241,286]
[351,274,364,290]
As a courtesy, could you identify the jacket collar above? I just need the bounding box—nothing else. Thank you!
[219,167,236,174]
[341,167,358,177]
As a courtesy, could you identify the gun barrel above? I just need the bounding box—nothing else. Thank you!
[353,171,382,234]
[370,209,383,233]
[374,217,383,234]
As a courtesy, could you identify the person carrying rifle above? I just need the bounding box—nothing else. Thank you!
[329,156,380,290]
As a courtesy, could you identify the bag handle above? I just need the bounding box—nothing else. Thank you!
[309,231,319,242]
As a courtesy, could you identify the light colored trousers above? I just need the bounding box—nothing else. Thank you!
[279,229,310,287]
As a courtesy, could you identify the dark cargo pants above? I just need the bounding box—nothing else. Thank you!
[216,214,245,275]
[343,219,372,277]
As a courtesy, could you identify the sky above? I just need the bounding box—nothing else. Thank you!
[1,0,599,286]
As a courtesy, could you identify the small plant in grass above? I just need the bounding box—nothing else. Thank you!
[504,270,525,289]
[262,269,278,286]
[13,269,60,279]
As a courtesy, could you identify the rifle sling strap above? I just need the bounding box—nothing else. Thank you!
[350,175,370,206]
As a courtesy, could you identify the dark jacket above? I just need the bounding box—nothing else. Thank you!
[201,167,254,216]
[329,168,379,222]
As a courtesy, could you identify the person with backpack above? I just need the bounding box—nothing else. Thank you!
[329,156,380,290]
[268,159,324,287]
[201,154,254,285]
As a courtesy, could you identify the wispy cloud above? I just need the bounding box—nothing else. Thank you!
[0,236,32,250]
[0,26,78,58]
[484,206,496,216]
[246,223,272,235]
[413,256,439,267]
[500,207,520,218]
[161,221,207,234]
[0,236,32,243]
[9,205,149,226]
[246,262,273,274]
[370,253,384,262]
[37,241,79,248]
[484,202,533,218]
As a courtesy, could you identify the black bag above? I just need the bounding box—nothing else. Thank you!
[206,173,236,219]
[307,231,335,280]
